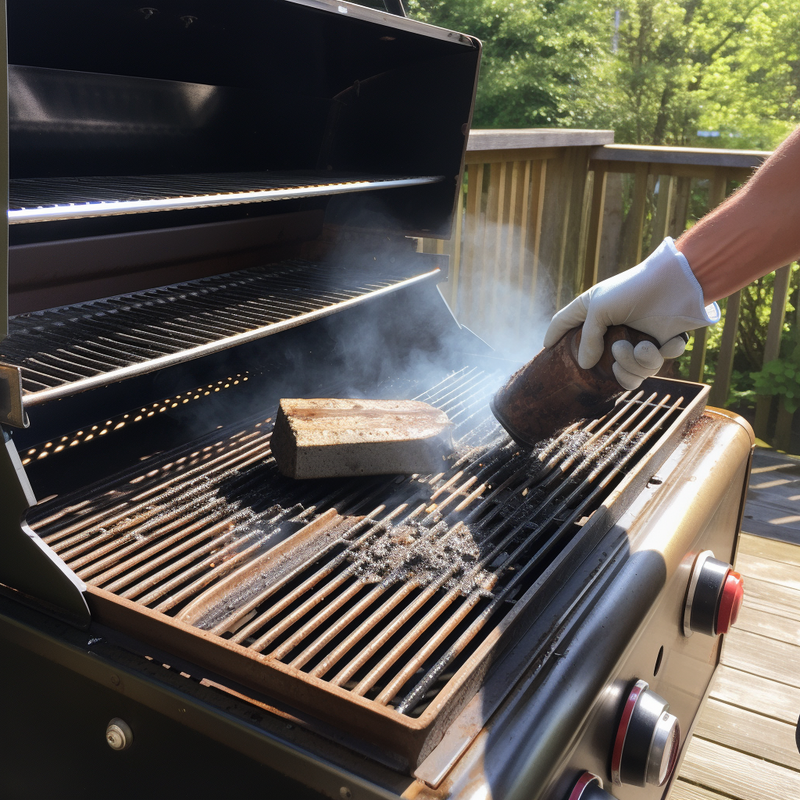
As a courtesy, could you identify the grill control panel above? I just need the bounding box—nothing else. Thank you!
[683,550,744,637]
[611,680,680,788]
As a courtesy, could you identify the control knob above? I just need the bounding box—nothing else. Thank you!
[567,772,613,799]
[611,680,680,787]
[683,550,744,637]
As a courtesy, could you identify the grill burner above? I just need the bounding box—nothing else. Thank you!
[8,172,443,223]
[26,367,701,765]
[0,258,441,406]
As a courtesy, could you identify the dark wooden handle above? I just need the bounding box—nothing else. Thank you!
[572,325,661,382]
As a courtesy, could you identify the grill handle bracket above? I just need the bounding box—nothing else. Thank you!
[0,364,28,429]
[0,431,89,626]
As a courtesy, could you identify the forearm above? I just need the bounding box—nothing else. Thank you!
[675,126,800,304]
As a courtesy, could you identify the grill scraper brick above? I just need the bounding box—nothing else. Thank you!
[271,398,453,479]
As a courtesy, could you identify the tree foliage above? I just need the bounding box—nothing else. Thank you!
[408,0,612,128]
[409,0,800,149]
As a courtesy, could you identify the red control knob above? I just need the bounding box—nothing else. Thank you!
[683,550,745,637]
[611,680,680,788]
[716,570,744,634]
[568,772,612,800]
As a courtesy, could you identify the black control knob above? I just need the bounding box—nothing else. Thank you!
[611,680,680,788]
[684,550,744,637]
[567,772,613,800]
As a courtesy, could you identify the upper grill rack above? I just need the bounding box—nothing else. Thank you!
[0,258,442,408]
[8,172,443,224]
[27,368,704,765]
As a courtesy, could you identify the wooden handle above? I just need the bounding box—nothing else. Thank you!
[572,325,661,382]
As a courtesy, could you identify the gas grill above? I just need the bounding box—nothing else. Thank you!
[0,3,754,800]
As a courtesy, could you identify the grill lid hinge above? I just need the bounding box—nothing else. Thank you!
[0,364,28,429]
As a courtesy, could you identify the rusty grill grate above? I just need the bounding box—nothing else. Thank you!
[28,368,689,723]
[0,259,441,406]
[8,172,443,223]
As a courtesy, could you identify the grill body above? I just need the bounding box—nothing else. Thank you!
[0,3,755,800]
[0,405,753,800]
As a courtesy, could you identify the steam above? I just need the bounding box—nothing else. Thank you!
[442,216,561,366]
[298,217,563,405]
[145,215,565,443]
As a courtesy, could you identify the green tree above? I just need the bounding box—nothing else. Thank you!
[408,0,614,128]
[410,0,800,149]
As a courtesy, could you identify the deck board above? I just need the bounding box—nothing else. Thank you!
[710,664,800,725]
[740,448,800,544]
[733,603,800,646]
[676,738,800,800]
[674,448,800,799]
[671,781,729,800]
[694,698,800,770]
[738,575,800,621]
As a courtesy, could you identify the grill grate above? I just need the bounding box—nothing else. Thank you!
[29,368,688,720]
[0,259,441,406]
[8,172,442,223]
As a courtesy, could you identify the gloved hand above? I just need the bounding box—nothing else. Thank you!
[544,237,721,389]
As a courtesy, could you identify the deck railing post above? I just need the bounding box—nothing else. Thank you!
[423,131,796,450]
[620,163,648,270]
[754,264,793,439]
[582,163,607,292]
[650,174,676,253]
[709,291,741,408]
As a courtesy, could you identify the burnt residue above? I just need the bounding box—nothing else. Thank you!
[683,412,714,442]
[349,519,494,597]
[28,368,686,719]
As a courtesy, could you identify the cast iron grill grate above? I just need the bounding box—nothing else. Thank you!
[28,367,688,719]
[8,172,443,223]
[0,258,442,407]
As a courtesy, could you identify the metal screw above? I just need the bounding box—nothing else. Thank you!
[105,718,133,751]
[180,15,197,28]
[139,7,158,19]
[340,788,352,800]
[110,674,120,686]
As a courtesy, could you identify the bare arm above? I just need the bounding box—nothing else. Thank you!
[676,126,800,304]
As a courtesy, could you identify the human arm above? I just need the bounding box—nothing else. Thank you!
[677,125,800,303]
[544,126,800,388]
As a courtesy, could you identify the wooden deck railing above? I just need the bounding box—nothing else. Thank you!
[421,130,797,451]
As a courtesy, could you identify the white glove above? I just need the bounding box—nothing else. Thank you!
[544,237,721,389]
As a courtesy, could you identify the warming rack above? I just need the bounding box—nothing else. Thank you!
[0,258,443,410]
[8,172,443,224]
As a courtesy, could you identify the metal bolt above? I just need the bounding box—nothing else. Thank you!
[105,718,133,751]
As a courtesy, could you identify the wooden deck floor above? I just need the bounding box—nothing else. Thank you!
[672,448,800,799]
